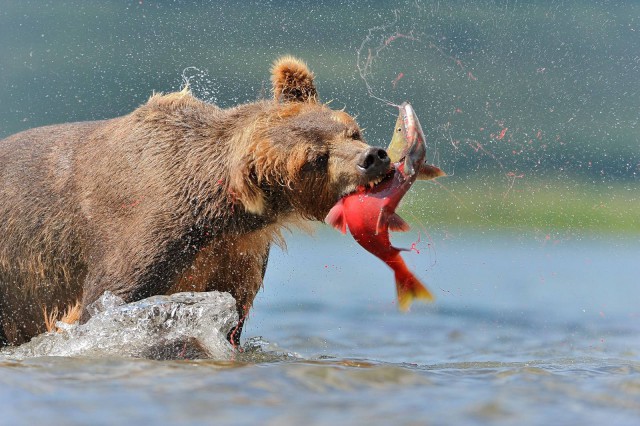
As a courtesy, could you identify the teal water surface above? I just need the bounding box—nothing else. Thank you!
[1,231,638,425]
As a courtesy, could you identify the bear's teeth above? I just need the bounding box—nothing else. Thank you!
[368,177,383,188]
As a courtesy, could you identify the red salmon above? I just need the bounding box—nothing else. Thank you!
[325,102,445,310]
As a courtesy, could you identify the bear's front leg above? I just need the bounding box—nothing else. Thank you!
[195,233,272,348]
[224,242,269,348]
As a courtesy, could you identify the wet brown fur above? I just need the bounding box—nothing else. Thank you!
[0,56,384,345]
[44,301,82,333]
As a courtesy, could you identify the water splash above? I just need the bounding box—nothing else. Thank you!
[180,66,220,104]
[1,291,238,360]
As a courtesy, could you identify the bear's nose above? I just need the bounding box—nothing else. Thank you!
[357,146,390,176]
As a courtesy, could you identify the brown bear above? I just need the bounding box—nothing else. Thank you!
[0,56,390,347]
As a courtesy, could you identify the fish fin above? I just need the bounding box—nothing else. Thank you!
[403,156,416,177]
[388,213,410,232]
[417,163,446,181]
[324,200,347,234]
[394,261,434,311]
[375,208,389,235]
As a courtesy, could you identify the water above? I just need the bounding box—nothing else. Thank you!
[1,230,638,425]
[2,291,238,360]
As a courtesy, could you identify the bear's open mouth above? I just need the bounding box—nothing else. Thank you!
[365,173,388,189]
[339,167,394,198]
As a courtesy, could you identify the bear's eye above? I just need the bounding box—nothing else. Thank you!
[313,153,328,168]
[302,153,329,173]
[349,130,362,140]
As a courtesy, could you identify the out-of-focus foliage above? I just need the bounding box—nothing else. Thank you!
[1,1,638,231]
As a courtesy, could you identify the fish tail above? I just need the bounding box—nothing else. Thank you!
[392,257,434,311]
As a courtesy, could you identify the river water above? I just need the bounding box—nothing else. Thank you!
[1,229,638,425]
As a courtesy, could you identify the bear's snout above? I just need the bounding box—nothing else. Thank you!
[357,147,390,177]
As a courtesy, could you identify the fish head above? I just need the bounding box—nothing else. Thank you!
[385,102,443,180]
[399,102,426,177]
[386,113,407,164]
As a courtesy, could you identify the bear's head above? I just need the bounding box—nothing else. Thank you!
[230,56,391,220]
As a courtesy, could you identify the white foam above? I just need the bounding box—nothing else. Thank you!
[1,291,238,360]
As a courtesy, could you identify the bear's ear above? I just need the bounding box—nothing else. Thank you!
[271,56,318,103]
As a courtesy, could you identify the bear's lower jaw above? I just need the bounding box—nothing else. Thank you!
[339,183,359,198]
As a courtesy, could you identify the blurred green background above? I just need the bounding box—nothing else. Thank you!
[1,0,638,234]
